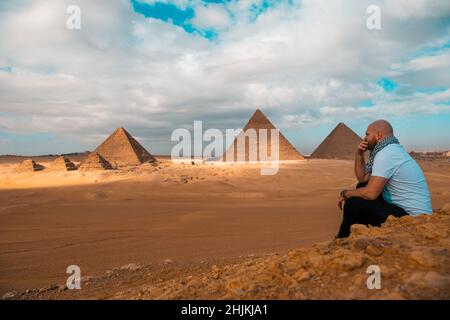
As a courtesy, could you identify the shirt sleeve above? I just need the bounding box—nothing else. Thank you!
[371,149,396,179]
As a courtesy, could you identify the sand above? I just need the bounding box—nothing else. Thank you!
[0,157,449,298]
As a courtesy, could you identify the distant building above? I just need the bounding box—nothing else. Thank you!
[409,150,450,160]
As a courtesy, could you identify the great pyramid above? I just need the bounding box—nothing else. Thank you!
[95,127,156,167]
[15,159,45,172]
[78,152,112,171]
[48,156,76,171]
[310,122,362,160]
[223,109,304,162]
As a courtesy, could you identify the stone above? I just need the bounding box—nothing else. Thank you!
[350,224,369,236]
[440,203,450,214]
[339,253,367,271]
[409,249,437,267]
[354,237,371,250]
[366,244,383,257]
[2,291,16,299]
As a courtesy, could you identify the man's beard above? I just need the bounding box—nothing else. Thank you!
[367,139,377,151]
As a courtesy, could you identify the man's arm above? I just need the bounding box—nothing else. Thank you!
[355,141,369,183]
[344,176,387,200]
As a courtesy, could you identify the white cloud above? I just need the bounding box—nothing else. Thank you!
[385,0,450,19]
[190,3,232,31]
[403,53,450,71]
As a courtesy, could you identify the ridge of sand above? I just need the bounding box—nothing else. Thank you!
[6,206,450,300]
[311,123,362,160]
[223,109,304,162]
[95,127,156,167]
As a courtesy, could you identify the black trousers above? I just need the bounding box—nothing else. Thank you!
[337,183,408,238]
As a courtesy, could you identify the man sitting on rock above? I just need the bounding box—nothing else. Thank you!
[337,120,432,238]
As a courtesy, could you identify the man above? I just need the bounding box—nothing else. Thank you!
[337,120,432,238]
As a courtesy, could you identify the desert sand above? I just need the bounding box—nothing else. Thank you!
[0,156,449,299]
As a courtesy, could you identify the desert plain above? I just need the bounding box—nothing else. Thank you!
[0,155,449,299]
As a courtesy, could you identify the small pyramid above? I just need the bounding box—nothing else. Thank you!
[95,127,156,167]
[78,152,112,171]
[15,159,45,172]
[223,109,304,162]
[48,156,77,171]
[310,123,362,160]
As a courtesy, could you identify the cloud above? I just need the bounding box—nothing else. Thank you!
[0,0,449,155]
[190,3,232,31]
[403,52,450,71]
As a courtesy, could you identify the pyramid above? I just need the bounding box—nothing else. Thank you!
[223,109,304,162]
[310,122,362,160]
[78,152,112,171]
[48,156,77,171]
[95,127,156,167]
[15,159,45,172]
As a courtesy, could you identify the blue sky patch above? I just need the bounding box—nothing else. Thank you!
[0,66,12,73]
[131,0,193,25]
[416,87,447,94]
[359,99,375,107]
[130,0,224,39]
[378,77,398,92]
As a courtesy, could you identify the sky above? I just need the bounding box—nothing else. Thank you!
[0,0,449,156]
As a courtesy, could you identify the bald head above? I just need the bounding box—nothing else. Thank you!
[364,119,394,150]
[368,120,394,136]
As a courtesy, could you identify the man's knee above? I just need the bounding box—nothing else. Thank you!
[344,197,365,213]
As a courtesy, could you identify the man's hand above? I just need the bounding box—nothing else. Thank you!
[357,140,369,155]
[338,192,346,210]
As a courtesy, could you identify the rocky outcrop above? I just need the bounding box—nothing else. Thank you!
[134,208,450,300]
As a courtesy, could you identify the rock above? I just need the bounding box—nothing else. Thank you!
[120,263,143,271]
[304,255,323,269]
[211,265,221,279]
[226,279,245,296]
[416,214,432,222]
[339,253,367,271]
[350,224,369,236]
[405,271,450,289]
[81,276,93,283]
[163,259,174,265]
[354,237,371,250]
[293,270,311,282]
[440,203,450,214]
[366,244,383,257]
[2,291,16,299]
[399,215,420,225]
[384,215,399,225]
[422,271,450,288]
[58,284,67,291]
[105,269,117,277]
[409,248,439,267]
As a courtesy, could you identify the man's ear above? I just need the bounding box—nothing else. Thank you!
[376,131,383,140]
